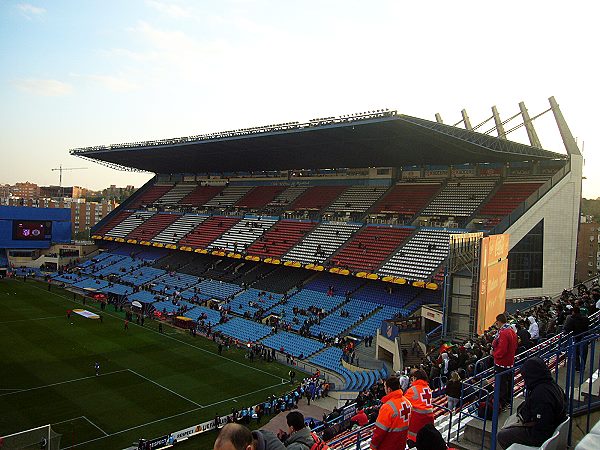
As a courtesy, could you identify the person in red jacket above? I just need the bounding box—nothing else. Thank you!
[370,376,412,450]
[491,313,518,409]
[350,409,369,427]
[405,369,435,443]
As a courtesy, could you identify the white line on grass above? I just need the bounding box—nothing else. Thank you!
[53,416,85,426]
[0,315,64,324]
[127,369,203,407]
[60,380,291,449]
[26,281,286,382]
[82,415,109,436]
[0,369,128,397]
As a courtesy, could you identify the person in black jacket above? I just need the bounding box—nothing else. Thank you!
[496,357,567,449]
[515,321,532,353]
[564,306,590,371]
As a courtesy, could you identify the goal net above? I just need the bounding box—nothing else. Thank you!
[1,424,61,449]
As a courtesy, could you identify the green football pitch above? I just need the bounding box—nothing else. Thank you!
[0,278,296,449]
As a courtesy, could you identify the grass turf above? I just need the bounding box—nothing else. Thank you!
[0,278,297,449]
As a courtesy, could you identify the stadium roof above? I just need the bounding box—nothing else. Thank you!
[70,112,566,173]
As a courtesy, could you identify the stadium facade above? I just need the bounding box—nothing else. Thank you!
[72,97,582,312]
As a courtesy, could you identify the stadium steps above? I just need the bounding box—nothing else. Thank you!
[288,186,349,212]
[94,211,133,236]
[282,222,363,265]
[377,228,465,281]
[128,184,174,209]
[154,183,198,206]
[420,178,498,219]
[369,227,419,273]
[245,219,318,259]
[151,214,208,246]
[203,186,253,208]
[177,216,240,249]
[207,216,277,252]
[268,186,308,210]
[328,224,414,273]
[368,181,444,223]
[324,186,388,215]
[234,186,288,209]
[125,213,181,242]
[460,178,503,227]
[106,211,155,239]
[179,185,224,207]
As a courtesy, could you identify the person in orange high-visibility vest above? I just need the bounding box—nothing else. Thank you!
[405,369,435,444]
[370,376,412,450]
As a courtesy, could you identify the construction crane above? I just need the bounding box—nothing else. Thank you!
[51,165,88,196]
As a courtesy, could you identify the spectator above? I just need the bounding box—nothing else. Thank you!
[445,371,462,411]
[370,376,412,450]
[405,369,435,443]
[213,423,285,450]
[527,316,540,344]
[491,313,518,409]
[563,305,590,372]
[415,423,449,450]
[350,409,369,427]
[496,357,567,449]
[279,411,323,449]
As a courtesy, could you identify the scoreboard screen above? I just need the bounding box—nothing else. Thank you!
[12,220,53,241]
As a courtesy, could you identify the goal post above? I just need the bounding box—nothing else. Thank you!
[1,424,61,449]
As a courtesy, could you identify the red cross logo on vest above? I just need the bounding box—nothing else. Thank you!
[400,402,411,421]
[420,388,432,407]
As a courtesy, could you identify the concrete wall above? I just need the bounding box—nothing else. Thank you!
[506,155,582,298]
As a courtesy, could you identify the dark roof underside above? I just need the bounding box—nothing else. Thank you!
[72,115,566,173]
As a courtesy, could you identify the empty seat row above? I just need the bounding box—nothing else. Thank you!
[235,186,288,209]
[128,184,174,209]
[372,182,441,216]
[325,186,387,213]
[126,213,181,241]
[378,228,464,280]
[208,217,278,252]
[213,316,273,342]
[289,186,347,211]
[282,222,362,265]
[178,216,240,249]
[106,211,155,238]
[151,214,208,245]
[204,186,253,208]
[268,186,307,207]
[421,179,497,217]
[260,331,325,358]
[155,183,197,205]
[246,220,317,259]
[331,225,413,272]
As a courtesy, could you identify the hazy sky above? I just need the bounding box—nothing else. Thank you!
[0,1,597,196]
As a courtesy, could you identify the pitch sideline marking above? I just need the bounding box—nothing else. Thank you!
[0,315,64,325]
[25,281,286,382]
[0,369,128,397]
[82,415,109,436]
[60,379,289,449]
[128,369,203,408]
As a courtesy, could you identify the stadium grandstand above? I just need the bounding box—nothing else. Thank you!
[6,97,594,450]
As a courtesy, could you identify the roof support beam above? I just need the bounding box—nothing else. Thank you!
[491,106,507,140]
[549,96,581,156]
[461,109,473,130]
[519,101,542,148]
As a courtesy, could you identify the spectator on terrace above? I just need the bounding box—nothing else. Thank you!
[496,357,567,450]
[351,408,369,427]
[527,316,540,344]
[415,424,449,450]
[564,305,590,372]
[491,313,518,409]
[214,423,285,450]
[445,371,462,411]
[370,376,412,450]
[515,321,532,352]
[406,369,435,443]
